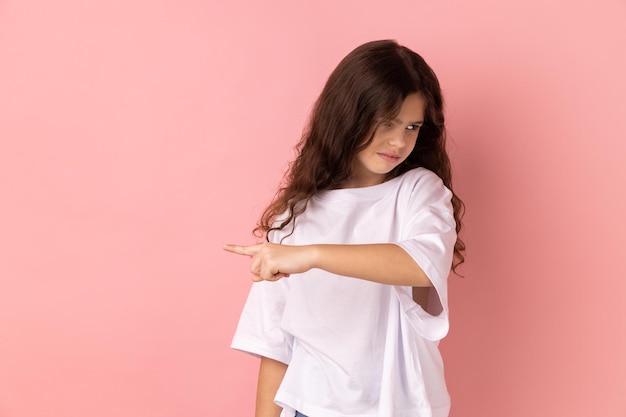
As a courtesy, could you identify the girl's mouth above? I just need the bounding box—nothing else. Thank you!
[377,153,401,163]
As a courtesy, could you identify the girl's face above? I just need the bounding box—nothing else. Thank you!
[346,92,426,188]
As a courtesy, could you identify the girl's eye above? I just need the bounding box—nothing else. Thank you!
[406,124,422,131]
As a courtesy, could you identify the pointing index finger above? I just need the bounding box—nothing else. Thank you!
[222,244,256,257]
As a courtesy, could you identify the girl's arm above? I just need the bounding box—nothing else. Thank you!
[256,356,288,417]
[223,242,432,287]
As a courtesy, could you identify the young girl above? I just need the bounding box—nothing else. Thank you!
[224,40,465,417]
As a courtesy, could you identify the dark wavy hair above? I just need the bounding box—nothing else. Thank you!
[255,40,465,272]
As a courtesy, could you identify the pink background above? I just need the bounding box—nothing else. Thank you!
[1,0,625,416]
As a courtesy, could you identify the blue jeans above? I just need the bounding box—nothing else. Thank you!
[295,412,308,417]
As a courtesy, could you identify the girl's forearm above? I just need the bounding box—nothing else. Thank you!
[256,357,287,417]
[223,242,433,285]
[310,244,432,287]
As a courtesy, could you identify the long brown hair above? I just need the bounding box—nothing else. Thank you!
[255,40,465,272]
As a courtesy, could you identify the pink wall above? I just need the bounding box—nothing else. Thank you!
[1,0,625,416]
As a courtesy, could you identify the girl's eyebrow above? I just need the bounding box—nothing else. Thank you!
[392,118,424,125]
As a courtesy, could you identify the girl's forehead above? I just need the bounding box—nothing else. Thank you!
[383,93,426,122]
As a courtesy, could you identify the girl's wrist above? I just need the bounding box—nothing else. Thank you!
[307,244,323,272]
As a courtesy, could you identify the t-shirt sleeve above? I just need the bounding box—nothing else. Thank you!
[230,231,294,364]
[231,279,293,364]
[393,170,457,341]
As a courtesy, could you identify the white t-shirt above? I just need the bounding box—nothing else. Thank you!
[231,168,457,417]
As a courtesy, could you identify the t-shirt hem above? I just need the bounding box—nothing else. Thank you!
[276,389,450,417]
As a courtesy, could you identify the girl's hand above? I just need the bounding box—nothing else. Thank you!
[222,242,315,282]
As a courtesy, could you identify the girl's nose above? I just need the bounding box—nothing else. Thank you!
[388,129,406,147]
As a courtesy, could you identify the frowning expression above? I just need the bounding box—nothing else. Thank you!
[347,92,426,188]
